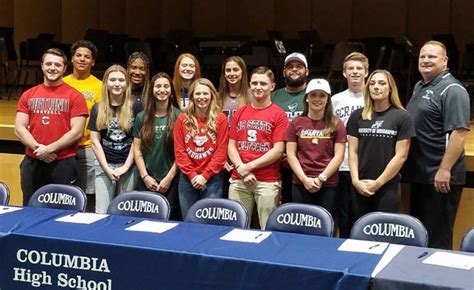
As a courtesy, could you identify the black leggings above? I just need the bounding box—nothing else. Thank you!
[292,183,337,220]
[351,181,400,223]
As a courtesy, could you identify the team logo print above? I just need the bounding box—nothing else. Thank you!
[371,120,384,129]
[421,89,434,100]
[109,128,126,142]
[247,129,257,142]
[41,116,50,125]
[288,103,298,113]
[193,135,208,147]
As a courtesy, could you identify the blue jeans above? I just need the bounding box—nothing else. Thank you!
[179,172,223,218]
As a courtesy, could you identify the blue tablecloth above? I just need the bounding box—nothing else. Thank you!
[373,245,474,290]
[0,206,383,290]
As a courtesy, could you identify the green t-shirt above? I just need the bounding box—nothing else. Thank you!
[271,88,305,121]
[132,110,180,181]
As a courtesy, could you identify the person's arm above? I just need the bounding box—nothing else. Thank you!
[173,115,198,179]
[158,162,178,193]
[33,116,86,158]
[236,142,285,177]
[201,115,229,181]
[133,137,159,191]
[365,139,411,193]
[348,135,372,196]
[286,141,319,192]
[228,138,243,169]
[319,142,345,183]
[90,130,116,181]
[113,142,134,178]
[14,112,39,151]
[434,128,469,193]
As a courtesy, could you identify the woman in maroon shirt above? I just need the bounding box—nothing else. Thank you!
[286,78,346,218]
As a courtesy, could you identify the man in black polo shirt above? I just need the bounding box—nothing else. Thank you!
[406,40,470,250]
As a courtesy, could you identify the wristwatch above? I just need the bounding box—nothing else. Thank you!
[318,173,328,183]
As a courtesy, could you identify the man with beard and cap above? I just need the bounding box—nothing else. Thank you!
[272,52,309,203]
[331,52,369,238]
[272,52,309,121]
[15,48,88,205]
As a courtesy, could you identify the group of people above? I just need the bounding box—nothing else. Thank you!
[15,39,470,250]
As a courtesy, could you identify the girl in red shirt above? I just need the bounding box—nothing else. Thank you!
[173,78,228,217]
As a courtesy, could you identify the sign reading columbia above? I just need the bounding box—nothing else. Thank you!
[12,248,112,289]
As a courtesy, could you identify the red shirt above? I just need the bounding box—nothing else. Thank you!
[229,103,288,182]
[286,116,347,187]
[17,83,88,159]
[174,112,228,180]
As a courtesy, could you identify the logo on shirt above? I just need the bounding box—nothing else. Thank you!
[82,91,96,101]
[335,105,363,119]
[421,90,434,100]
[185,130,216,160]
[359,120,397,138]
[41,116,50,125]
[28,98,70,114]
[299,129,330,145]
[155,125,165,139]
[286,103,302,120]
[371,121,384,129]
[193,135,209,147]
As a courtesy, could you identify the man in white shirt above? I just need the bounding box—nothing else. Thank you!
[331,52,369,238]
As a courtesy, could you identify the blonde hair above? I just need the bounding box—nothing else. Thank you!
[184,78,220,136]
[218,56,249,108]
[362,69,404,120]
[96,65,134,132]
[173,53,201,109]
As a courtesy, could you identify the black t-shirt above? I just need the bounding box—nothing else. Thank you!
[347,106,415,184]
[405,71,470,184]
[88,101,143,164]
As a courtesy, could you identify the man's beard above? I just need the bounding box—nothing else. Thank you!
[285,75,307,88]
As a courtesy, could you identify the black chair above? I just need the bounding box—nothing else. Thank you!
[0,27,19,99]
[266,203,334,236]
[460,227,474,253]
[185,198,249,228]
[0,181,10,205]
[28,184,87,212]
[107,191,170,220]
[350,212,428,247]
[16,38,53,92]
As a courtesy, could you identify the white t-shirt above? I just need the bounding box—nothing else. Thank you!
[331,89,364,171]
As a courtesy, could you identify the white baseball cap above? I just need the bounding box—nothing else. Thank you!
[305,78,331,95]
[284,52,308,68]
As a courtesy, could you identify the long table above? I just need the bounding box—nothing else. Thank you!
[373,245,474,289]
[0,206,382,290]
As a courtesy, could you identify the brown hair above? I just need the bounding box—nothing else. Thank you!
[217,56,249,108]
[140,72,179,153]
[42,48,67,65]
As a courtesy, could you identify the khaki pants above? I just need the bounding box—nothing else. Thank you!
[229,179,281,229]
